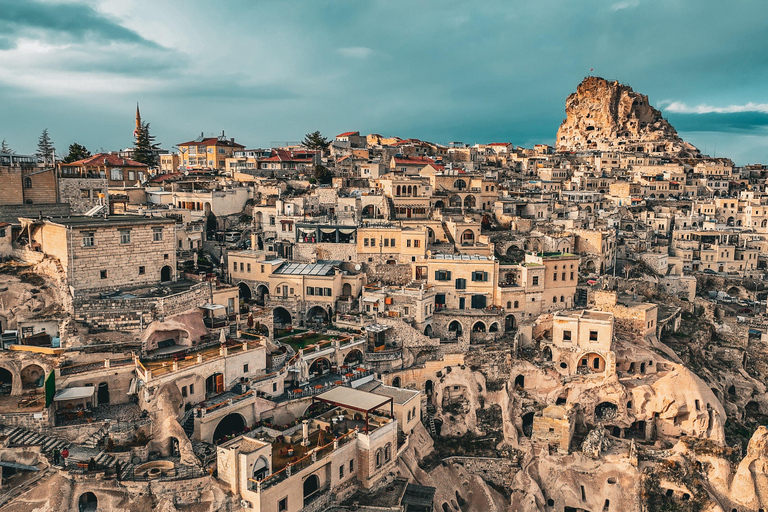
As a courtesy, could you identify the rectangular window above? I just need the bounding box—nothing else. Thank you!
[139,266,145,275]
[278,498,288,512]
[414,240,420,248]
[562,272,566,280]
[120,230,131,244]
[563,330,572,341]
[240,262,244,272]
[307,287,314,296]
[181,386,188,398]
[244,364,249,373]
[315,287,323,296]
[384,238,389,247]
[233,262,237,272]
[553,273,557,281]
[128,171,135,181]
[80,189,91,198]
[189,384,195,395]
[324,288,332,296]
[100,270,107,279]
[364,238,369,247]
[110,168,123,181]
[403,306,409,315]
[270,217,275,225]
[589,330,598,341]
[247,263,251,273]
[532,276,539,286]
[435,270,451,281]
[153,228,163,241]
[407,239,411,247]
[371,238,376,247]
[390,238,395,247]
[339,465,344,478]
[82,232,95,247]
[261,265,265,273]
[455,278,466,290]
[471,271,488,282]
[350,459,354,472]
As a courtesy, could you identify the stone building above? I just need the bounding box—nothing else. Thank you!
[544,309,616,378]
[58,153,147,187]
[0,153,58,206]
[17,215,177,293]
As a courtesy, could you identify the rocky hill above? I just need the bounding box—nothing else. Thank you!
[556,76,700,156]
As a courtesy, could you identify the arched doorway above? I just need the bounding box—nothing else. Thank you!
[253,456,269,480]
[448,320,463,336]
[213,413,246,442]
[472,322,486,332]
[522,412,534,437]
[595,402,618,422]
[463,195,476,209]
[342,283,352,297]
[425,380,433,396]
[460,230,475,245]
[238,283,252,302]
[585,260,596,273]
[160,265,172,282]
[98,382,109,405]
[307,306,329,325]
[78,492,98,512]
[578,353,606,373]
[434,200,444,209]
[392,377,401,387]
[514,375,525,389]
[543,346,552,361]
[309,357,331,377]
[489,322,499,332]
[0,367,13,395]
[256,284,269,306]
[343,349,363,366]
[504,315,516,332]
[449,195,462,207]
[424,324,433,337]
[303,474,321,506]
[20,364,43,390]
[273,307,292,328]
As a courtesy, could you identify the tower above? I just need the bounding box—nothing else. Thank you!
[134,103,142,141]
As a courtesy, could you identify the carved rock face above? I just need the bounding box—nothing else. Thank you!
[556,76,699,156]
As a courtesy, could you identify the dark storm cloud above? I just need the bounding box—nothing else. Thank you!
[0,0,159,47]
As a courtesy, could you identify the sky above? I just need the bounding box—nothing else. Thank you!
[1,0,768,164]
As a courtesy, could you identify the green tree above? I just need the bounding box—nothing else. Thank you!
[133,122,157,166]
[0,139,14,154]
[302,131,329,151]
[62,143,91,163]
[313,164,333,184]
[36,129,55,165]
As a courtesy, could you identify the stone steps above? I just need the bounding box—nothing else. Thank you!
[4,426,71,452]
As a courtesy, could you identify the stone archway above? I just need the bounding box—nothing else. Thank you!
[273,307,292,329]
[504,315,516,332]
[161,265,173,282]
[306,306,329,325]
[0,367,13,395]
[253,456,269,480]
[309,357,331,377]
[472,321,486,332]
[238,282,252,302]
[256,284,269,306]
[424,324,433,337]
[448,320,463,336]
[303,474,321,506]
[489,322,499,332]
[343,349,363,366]
[78,492,98,512]
[578,352,606,373]
[20,364,44,390]
[213,413,246,442]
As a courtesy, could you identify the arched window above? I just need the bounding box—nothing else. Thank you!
[560,295,565,302]
[23,177,32,188]
[514,301,519,308]
[384,443,391,461]
[375,449,382,468]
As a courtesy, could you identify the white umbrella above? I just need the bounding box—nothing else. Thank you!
[219,329,226,344]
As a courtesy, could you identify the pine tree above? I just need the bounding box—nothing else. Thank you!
[36,129,54,165]
[62,143,91,163]
[0,139,14,154]
[133,122,157,166]
[302,131,329,151]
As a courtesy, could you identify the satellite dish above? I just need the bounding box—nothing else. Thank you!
[354,264,362,271]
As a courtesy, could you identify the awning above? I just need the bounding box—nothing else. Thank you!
[199,303,225,310]
[320,228,336,234]
[54,387,96,401]
[362,297,380,303]
[338,229,356,235]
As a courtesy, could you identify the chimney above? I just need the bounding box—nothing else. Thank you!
[301,420,309,446]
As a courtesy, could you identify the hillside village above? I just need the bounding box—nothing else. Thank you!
[2,77,768,511]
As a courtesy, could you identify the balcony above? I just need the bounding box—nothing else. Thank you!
[203,317,228,329]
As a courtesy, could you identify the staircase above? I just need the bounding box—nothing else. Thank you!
[3,426,70,452]
[82,426,108,448]
[182,410,195,439]
[440,221,456,248]
[423,403,438,438]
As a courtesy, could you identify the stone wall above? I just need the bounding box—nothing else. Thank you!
[443,456,519,488]
[363,262,412,286]
[58,177,109,214]
[0,408,52,429]
[293,242,357,263]
[74,282,211,332]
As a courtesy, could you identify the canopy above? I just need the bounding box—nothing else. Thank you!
[54,386,96,401]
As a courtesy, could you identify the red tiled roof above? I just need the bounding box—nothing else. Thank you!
[60,153,148,168]
[178,137,245,148]
[336,131,359,138]
[393,156,435,165]
[148,173,182,183]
